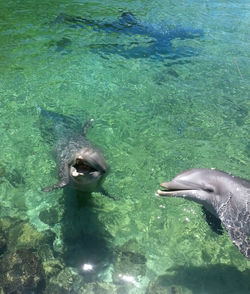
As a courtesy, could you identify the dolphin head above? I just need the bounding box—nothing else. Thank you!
[157,168,237,216]
[158,168,250,259]
[69,147,108,192]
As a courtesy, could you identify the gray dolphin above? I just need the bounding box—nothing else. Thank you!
[157,168,250,259]
[40,109,108,194]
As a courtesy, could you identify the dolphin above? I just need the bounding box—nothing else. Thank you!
[39,109,108,194]
[157,168,250,259]
[54,12,203,41]
[51,12,203,59]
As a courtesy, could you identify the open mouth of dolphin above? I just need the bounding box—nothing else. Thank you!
[157,181,214,196]
[71,158,99,177]
[157,185,193,196]
[157,188,194,196]
[157,182,202,196]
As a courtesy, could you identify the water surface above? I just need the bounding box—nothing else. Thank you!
[0,0,249,293]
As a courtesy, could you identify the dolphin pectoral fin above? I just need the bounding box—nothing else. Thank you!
[119,12,138,26]
[42,181,68,192]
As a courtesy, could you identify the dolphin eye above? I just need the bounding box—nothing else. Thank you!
[204,187,214,193]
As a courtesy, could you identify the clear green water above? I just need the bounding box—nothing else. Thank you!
[0,0,249,293]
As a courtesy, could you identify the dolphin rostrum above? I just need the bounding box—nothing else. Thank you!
[157,168,250,259]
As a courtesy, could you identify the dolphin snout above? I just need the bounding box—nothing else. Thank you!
[160,182,169,189]
[157,182,172,196]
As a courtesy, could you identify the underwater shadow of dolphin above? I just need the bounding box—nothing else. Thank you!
[148,264,250,294]
[52,12,204,59]
[60,187,114,281]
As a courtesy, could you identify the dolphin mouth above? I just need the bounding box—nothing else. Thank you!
[71,158,99,177]
[157,188,196,196]
[157,182,197,196]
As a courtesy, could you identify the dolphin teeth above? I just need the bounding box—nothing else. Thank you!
[72,170,79,177]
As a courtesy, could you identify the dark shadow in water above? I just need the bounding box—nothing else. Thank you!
[151,264,250,294]
[202,206,224,235]
[59,187,113,282]
[49,11,203,60]
[91,42,200,61]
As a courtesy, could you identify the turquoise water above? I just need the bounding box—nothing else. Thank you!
[0,0,249,293]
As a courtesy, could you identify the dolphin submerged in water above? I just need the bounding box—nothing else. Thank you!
[51,12,203,59]
[39,109,108,194]
[157,168,250,259]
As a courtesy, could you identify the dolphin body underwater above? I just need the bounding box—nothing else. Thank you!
[51,12,203,59]
[157,168,250,259]
[39,109,108,194]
